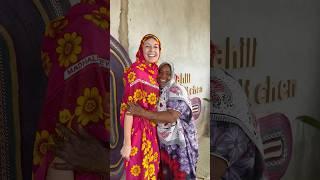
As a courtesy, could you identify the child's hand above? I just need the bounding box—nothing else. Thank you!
[120,144,131,161]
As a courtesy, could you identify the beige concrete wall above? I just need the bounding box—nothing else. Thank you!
[212,0,320,179]
[110,0,120,41]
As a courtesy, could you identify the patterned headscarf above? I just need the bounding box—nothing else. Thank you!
[211,68,263,153]
[157,62,194,148]
[134,34,161,74]
[211,68,265,179]
[119,34,161,126]
[158,61,175,88]
[33,1,108,179]
[138,34,161,52]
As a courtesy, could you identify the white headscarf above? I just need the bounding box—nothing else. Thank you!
[211,68,265,179]
[157,62,193,147]
[158,61,176,88]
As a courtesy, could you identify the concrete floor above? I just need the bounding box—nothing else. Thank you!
[196,136,210,180]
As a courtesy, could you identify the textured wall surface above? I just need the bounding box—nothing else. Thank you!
[212,0,320,179]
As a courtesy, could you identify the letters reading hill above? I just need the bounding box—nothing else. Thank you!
[212,37,256,69]
[211,37,296,104]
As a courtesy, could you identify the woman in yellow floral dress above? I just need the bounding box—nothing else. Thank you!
[32,0,108,179]
[119,34,161,180]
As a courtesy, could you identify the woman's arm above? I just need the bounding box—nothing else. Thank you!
[120,114,133,160]
[127,102,180,123]
[123,114,133,146]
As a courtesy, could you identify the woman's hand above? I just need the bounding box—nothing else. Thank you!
[127,102,145,116]
[120,144,131,161]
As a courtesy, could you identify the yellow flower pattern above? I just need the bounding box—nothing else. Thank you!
[137,66,145,71]
[34,1,110,176]
[45,16,68,38]
[142,154,149,169]
[75,87,103,126]
[130,165,141,176]
[84,7,108,30]
[120,102,127,113]
[139,130,158,179]
[33,130,53,165]
[59,109,72,124]
[149,119,156,127]
[41,51,52,76]
[127,71,136,83]
[124,67,129,73]
[149,75,156,85]
[133,89,144,102]
[153,152,158,162]
[145,164,155,178]
[130,146,138,157]
[143,91,147,97]
[124,112,159,179]
[56,32,82,67]
[128,96,134,102]
[122,61,159,179]
[142,141,151,156]
[147,93,157,105]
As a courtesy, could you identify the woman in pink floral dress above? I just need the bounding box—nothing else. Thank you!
[32,0,108,179]
[119,34,161,180]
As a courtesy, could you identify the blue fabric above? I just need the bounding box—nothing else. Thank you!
[167,100,192,123]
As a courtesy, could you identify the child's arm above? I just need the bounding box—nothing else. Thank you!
[120,114,133,160]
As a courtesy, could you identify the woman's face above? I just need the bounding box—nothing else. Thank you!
[158,64,171,88]
[142,38,160,64]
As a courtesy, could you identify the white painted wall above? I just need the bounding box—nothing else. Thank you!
[110,0,120,40]
[212,0,320,179]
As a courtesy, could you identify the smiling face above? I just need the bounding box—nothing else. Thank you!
[142,38,160,64]
[158,64,171,88]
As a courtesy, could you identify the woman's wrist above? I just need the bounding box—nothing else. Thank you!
[135,107,146,116]
[142,108,148,116]
[123,142,131,147]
